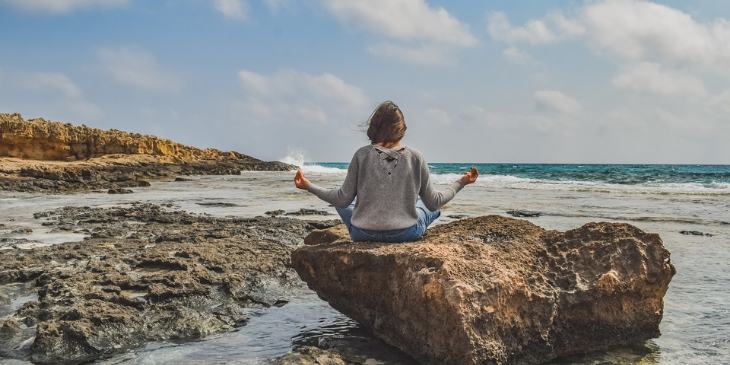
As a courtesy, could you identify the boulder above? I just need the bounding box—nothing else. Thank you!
[292,215,675,365]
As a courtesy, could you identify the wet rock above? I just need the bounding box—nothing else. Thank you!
[286,208,332,216]
[0,203,323,364]
[265,209,286,216]
[174,177,193,182]
[293,216,676,365]
[197,201,238,207]
[108,188,133,194]
[10,228,33,235]
[303,225,349,246]
[506,209,542,217]
[446,214,469,219]
[679,230,713,237]
[273,346,348,365]
[136,180,151,187]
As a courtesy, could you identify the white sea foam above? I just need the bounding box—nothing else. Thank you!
[278,152,347,174]
[277,155,730,196]
[429,172,730,195]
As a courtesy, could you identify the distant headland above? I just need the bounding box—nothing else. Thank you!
[0,113,294,193]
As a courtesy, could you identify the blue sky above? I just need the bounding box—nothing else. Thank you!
[1,0,729,164]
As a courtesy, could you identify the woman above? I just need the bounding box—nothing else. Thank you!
[294,101,478,242]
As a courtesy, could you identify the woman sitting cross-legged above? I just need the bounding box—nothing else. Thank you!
[294,100,478,242]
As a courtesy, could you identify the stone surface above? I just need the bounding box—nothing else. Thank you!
[293,216,676,365]
[107,188,133,194]
[0,203,341,364]
[679,230,713,237]
[506,209,542,218]
[0,113,294,192]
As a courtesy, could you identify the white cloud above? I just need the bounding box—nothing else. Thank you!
[25,72,83,99]
[97,47,182,92]
[708,91,730,114]
[0,68,101,120]
[534,90,582,115]
[323,0,477,47]
[368,43,455,66]
[264,0,290,12]
[582,0,730,69]
[322,0,476,65]
[488,1,730,73]
[1,0,128,13]
[421,108,453,125]
[502,47,533,64]
[488,11,584,45]
[613,62,706,97]
[213,0,248,21]
[236,69,368,125]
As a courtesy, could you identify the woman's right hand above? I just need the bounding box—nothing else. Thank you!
[294,169,311,190]
[460,166,479,185]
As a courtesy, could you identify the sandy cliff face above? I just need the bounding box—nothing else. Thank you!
[0,113,294,192]
[0,112,247,162]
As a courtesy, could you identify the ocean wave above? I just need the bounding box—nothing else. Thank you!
[278,153,347,174]
[281,160,730,195]
[432,173,730,195]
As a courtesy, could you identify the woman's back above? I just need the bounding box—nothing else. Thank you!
[307,144,465,231]
[294,100,478,241]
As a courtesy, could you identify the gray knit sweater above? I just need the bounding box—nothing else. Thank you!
[307,144,465,230]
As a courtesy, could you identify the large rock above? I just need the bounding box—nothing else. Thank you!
[292,216,676,365]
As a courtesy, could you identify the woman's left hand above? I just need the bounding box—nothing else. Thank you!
[294,169,311,190]
[460,166,479,185]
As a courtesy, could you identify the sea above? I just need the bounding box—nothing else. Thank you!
[0,160,729,364]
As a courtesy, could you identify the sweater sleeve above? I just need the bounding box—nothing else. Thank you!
[418,156,465,211]
[306,153,358,208]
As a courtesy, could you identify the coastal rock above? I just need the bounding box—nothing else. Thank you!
[107,188,133,194]
[679,230,713,237]
[0,113,295,193]
[286,208,332,216]
[1,112,247,161]
[197,201,239,207]
[0,203,341,364]
[506,209,542,218]
[293,216,676,365]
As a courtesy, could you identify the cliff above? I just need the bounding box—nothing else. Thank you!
[0,112,249,162]
[0,113,294,192]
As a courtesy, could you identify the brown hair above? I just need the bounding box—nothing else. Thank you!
[366,101,407,144]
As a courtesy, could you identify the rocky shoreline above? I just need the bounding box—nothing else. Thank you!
[0,203,339,364]
[0,202,679,365]
[0,113,294,193]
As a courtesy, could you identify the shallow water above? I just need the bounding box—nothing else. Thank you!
[1,170,729,364]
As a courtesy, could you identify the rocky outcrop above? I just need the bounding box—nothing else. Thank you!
[0,203,340,364]
[0,113,294,192]
[292,216,676,365]
[1,112,242,161]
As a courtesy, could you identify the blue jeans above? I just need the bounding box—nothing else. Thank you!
[335,199,441,242]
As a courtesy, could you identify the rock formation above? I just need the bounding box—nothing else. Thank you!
[1,112,239,161]
[0,203,340,364]
[0,113,294,192]
[293,216,676,365]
